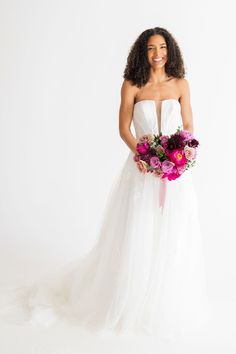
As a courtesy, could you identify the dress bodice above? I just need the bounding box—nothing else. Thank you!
[132,99,183,138]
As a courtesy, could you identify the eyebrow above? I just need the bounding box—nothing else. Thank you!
[147,43,166,46]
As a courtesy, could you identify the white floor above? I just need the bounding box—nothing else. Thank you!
[0,251,235,354]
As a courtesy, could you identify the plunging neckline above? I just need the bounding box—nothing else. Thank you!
[134,98,180,106]
[134,99,180,135]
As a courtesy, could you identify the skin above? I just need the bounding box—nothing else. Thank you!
[119,34,194,158]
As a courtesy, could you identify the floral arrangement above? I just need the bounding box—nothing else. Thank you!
[133,127,199,181]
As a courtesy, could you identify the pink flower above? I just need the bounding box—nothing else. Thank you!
[179,130,194,141]
[184,146,196,161]
[168,149,187,166]
[133,154,141,162]
[136,160,148,173]
[136,142,150,155]
[162,166,181,180]
[150,156,161,168]
[139,134,153,144]
[160,135,169,148]
[177,165,186,174]
[161,160,175,173]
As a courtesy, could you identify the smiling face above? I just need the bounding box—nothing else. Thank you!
[146,34,168,68]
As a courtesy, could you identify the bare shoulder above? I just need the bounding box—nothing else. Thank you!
[176,78,191,100]
[119,80,138,135]
[120,79,138,105]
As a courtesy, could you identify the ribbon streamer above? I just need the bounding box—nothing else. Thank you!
[159,178,167,212]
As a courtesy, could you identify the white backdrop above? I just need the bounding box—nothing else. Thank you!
[0,0,235,353]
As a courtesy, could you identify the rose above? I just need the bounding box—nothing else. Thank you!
[150,156,161,168]
[168,149,187,166]
[136,142,150,155]
[161,160,175,173]
[184,146,196,161]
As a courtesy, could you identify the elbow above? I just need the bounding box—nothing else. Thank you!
[119,127,128,139]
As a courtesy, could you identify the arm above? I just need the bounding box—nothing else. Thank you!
[179,78,194,134]
[119,79,139,154]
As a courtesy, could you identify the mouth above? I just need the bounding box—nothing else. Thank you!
[153,57,163,63]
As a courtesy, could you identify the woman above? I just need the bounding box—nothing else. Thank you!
[0,27,210,339]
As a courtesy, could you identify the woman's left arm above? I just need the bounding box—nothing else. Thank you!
[179,78,194,134]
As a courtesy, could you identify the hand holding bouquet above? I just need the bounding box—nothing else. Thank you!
[133,127,199,181]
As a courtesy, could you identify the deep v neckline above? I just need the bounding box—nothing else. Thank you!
[134,99,180,135]
[154,100,162,135]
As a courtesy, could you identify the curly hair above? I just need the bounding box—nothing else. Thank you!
[123,27,186,88]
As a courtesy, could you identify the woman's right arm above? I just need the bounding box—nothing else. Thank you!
[119,80,139,154]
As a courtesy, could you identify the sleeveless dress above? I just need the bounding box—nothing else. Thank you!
[0,99,211,339]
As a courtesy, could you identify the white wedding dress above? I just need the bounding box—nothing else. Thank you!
[0,98,211,339]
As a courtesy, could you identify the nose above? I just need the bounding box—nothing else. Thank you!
[154,49,161,57]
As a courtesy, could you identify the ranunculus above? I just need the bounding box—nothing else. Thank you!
[167,135,185,150]
[161,160,175,173]
[184,146,196,161]
[150,156,161,168]
[168,149,187,166]
[188,139,199,148]
[136,142,150,154]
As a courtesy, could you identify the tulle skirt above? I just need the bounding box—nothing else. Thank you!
[0,151,211,339]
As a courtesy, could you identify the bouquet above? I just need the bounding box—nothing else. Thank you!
[133,126,199,181]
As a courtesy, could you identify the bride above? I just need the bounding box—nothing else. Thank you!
[0,27,211,339]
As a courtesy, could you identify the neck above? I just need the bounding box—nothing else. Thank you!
[148,67,169,84]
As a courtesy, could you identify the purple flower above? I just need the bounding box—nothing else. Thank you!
[161,160,175,173]
[188,139,199,148]
[167,134,185,151]
[160,135,169,148]
[179,130,194,141]
[150,156,161,168]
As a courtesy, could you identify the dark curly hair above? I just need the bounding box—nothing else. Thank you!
[123,27,186,88]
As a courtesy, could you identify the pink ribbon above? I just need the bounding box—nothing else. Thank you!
[159,178,167,211]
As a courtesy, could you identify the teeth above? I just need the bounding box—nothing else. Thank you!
[153,58,162,61]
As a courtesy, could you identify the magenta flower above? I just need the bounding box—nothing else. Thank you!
[150,156,161,168]
[136,142,150,155]
[162,166,181,180]
[168,149,187,166]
